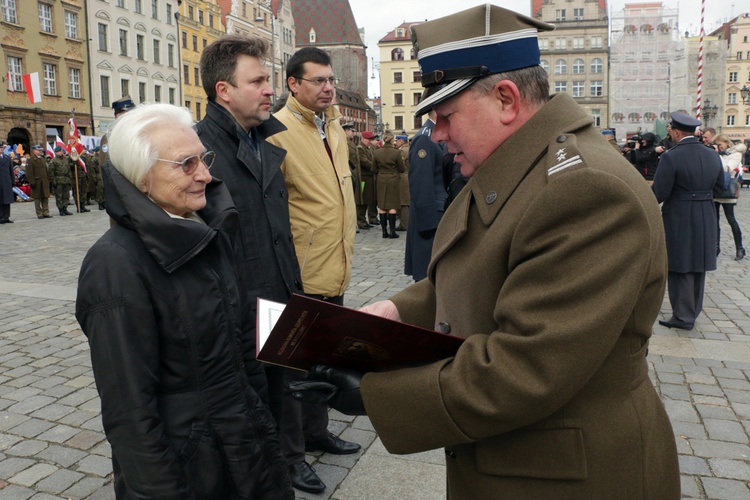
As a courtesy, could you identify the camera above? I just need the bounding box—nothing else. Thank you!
[626,134,642,149]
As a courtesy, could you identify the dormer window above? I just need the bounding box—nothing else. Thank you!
[396,28,404,37]
[309,28,316,43]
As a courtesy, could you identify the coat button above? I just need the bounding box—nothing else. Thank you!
[263,192,268,198]
[437,321,451,334]
[289,234,294,241]
[557,135,567,143]
[445,449,456,459]
[485,191,497,204]
[273,236,280,245]
[280,190,285,198]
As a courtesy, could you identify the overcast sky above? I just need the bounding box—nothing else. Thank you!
[348,0,748,97]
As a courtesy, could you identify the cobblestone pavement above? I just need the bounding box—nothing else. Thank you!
[1,194,750,499]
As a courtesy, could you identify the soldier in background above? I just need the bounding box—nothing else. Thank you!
[72,154,90,213]
[395,134,410,231]
[49,147,73,216]
[27,145,52,219]
[98,97,136,167]
[357,131,378,226]
[88,147,105,210]
[343,123,366,230]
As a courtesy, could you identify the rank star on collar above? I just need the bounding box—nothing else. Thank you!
[556,148,567,161]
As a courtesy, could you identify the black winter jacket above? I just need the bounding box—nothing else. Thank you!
[75,163,293,499]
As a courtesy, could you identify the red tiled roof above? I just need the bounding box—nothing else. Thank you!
[292,0,364,47]
[378,22,422,43]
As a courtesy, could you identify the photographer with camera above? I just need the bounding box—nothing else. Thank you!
[632,132,661,181]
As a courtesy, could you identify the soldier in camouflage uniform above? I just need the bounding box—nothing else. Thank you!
[88,147,105,209]
[71,155,90,212]
[49,147,73,216]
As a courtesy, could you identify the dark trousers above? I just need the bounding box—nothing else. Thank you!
[0,203,10,222]
[266,293,343,465]
[667,271,706,327]
[715,202,744,250]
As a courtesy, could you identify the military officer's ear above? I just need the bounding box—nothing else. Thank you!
[493,80,521,126]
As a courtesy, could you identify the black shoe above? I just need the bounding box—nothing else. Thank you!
[79,206,90,213]
[395,226,406,231]
[64,208,73,215]
[736,247,746,261]
[288,461,325,494]
[658,320,693,331]
[358,224,370,230]
[305,432,361,455]
[38,215,44,219]
[98,202,106,210]
[43,214,53,218]
[4,220,13,223]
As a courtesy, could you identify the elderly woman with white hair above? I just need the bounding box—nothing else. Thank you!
[75,103,293,499]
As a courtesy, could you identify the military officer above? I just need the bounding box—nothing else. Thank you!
[290,5,680,499]
[88,147,105,210]
[343,123,366,230]
[357,131,378,225]
[395,134,410,231]
[98,97,136,167]
[27,145,52,219]
[71,154,90,213]
[652,112,724,330]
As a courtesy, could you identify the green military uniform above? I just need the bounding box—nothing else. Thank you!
[72,156,90,212]
[396,139,410,230]
[49,154,73,215]
[87,151,105,209]
[357,141,377,224]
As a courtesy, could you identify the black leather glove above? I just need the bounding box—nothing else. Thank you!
[286,364,366,416]
[419,228,436,239]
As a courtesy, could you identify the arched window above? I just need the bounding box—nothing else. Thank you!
[391,48,404,61]
[590,58,603,74]
[540,60,549,73]
[572,58,585,74]
[554,59,567,75]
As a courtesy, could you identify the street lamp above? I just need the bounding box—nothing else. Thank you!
[256,4,276,103]
[741,85,750,105]
[701,98,718,126]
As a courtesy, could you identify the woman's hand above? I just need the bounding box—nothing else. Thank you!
[359,300,401,321]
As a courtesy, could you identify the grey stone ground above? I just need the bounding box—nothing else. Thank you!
[1,193,750,499]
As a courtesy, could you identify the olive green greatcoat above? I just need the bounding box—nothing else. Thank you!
[373,143,405,211]
[27,155,50,199]
[347,137,362,203]
[361,93,679,499]
[357,143,376,206]
[398,143,410,206]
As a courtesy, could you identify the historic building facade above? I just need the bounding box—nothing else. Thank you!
[1,0,91,149]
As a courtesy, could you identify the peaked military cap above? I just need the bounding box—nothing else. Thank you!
[412,4,555,115]
[669,112,701,133]
[112,96,136,116]
[342,122,355,130]
[32,144,44,151]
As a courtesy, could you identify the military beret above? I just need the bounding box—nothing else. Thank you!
[412,4,555,115]
[112,96,136,115]
[361,131,375,140]
[54,146,62,152]
[669,112,701,132]
[396,135,408,141]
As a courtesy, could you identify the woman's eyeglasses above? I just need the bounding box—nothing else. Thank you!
[157,151,215,175]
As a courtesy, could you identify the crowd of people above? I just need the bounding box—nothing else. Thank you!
[616,124,748,262]
[14,4,750,497]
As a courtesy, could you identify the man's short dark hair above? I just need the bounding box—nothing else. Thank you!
[200,35,269,101]
[286,47,332,91]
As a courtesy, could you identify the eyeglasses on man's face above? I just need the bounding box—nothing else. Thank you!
[298,76,339,87]
[157,150,215,175]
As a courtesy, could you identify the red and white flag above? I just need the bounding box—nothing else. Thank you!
[55,135,67,151]
[67,118,87,173]
[46,142,55,158]
[5,72,14,92]
[22,72,41,104]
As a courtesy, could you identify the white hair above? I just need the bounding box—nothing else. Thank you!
[107,103,194,187]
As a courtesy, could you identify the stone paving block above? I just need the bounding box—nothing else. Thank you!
[26,492,61,500]
[0,484,35,500]
[725,389,750,405]
[89,441,111,459]
[35,468,84,495]
[660,383,691,400]
[36,424,81,444]
[81,416,104,432]
[0,399,14,412]
[686,372,717,385]
[0,432,23,451]
[696,404,738,421]
[3,388,43,403]
[9,418,55,438]
[709,458,750,480]
[692,439,750,459]
[30,376,68,391]
[5,440,48,457]
[59,409,99,427]
[0,412,30,432]
[713,367,747,380]
[690,383,727,397]
[57,388,97,407]
[672,420,707,440]
[8,396,56,415]
[65,430,105,451]
[657,371,685,384]
[694,395,728,407]
[701,477,750,500]
[30,404,76,422]
[62,476,107,499]
[36,445,87,468]
[680,475,702,499]
[5,375,43,389]
[664,399,700,423]
[41,385,77,400]
[9,463,58,486]
[0,456,35,478]
[719,377,750,391]
[76,454,112,477]
[679,454,711,475]
[66,375,95,389]
[704,419,749,443]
